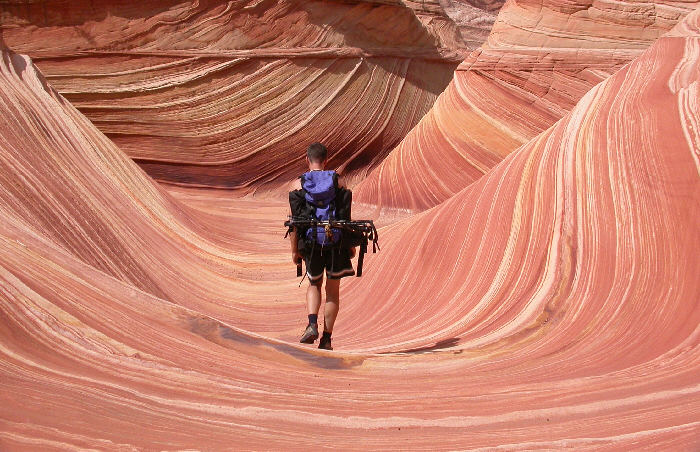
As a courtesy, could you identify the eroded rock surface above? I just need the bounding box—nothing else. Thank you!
[0,2,699,450]
[440,0,506,47]
[355,0,699,211]
[2,0,474,190]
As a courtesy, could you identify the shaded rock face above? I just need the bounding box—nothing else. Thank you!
[355,0,699,211]
[2,0,477,190]
[1,1,700,450]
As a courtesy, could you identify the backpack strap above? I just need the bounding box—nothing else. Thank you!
[335,187,352,221]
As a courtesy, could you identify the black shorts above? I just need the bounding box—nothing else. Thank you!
[304,246,355,283]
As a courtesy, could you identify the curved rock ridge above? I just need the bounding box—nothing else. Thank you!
[345,8,700,350]
[340,0,700,435]
[488,0,696,50]
[354,0,699,211]
[1,0,474,190]
[1,5,700,448]
[0,49,311,333]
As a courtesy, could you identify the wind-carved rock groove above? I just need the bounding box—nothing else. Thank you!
[0,0,699,449]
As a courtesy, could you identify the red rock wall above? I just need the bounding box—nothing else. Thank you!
[0,5,699,448]
[0,2,700,451]
[440,0,506,48]
[354,0,699,211]
[1,0,473,190]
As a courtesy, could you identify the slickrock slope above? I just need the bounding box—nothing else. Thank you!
[0,48,309,336]
[1,0,472,190]
[355,0,699,211]
[1,3,700,448]
[344,5,700,350]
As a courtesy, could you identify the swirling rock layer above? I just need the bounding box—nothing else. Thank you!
[355,0,698,211]
[1,3,700,452]
[1,0,472,190]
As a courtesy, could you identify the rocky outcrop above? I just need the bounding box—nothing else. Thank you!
[0,46,309,327]
[1,4,699,448]
[354,0,698,211]
[440,0,506,48]
[1,0,476,190]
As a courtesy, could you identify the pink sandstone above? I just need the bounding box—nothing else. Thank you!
[354,0,699,211]
[1,0,474,190]
[0,2,698,451]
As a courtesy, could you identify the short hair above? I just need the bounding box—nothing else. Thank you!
[307,142,328,163]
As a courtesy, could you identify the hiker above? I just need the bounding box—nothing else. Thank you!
[288,142,356,350]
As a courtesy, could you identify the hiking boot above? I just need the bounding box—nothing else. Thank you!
[299,324,319,344]
[318,334,333,350]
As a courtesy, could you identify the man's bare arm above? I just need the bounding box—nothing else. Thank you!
[290,200,302,264]
[291,227,302,263]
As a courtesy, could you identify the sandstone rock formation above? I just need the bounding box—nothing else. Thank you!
[1,1,699,450]
[440,0,506,48]
[354,0,699,211]
[2,0,473,190]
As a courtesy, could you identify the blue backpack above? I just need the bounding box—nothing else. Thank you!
[301,170,341,246]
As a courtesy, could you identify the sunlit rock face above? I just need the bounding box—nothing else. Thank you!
[354,0,699,211]
[440,0,506,48]
[0,46,314,331]
[2,0,700,449]
[1,0,475,190]
[1,3,699,447]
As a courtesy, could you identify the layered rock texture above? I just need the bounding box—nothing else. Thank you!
[355,0,699,211]
[440,0,506,48]
[1,0,700,450]
[2,0,475,189]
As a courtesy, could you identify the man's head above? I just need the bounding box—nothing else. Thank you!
[306,142,328,168]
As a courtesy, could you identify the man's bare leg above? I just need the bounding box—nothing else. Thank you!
[317,278,339,350]
[300,278,323,343]
[307,279,322,316]
[323,278,340,333]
